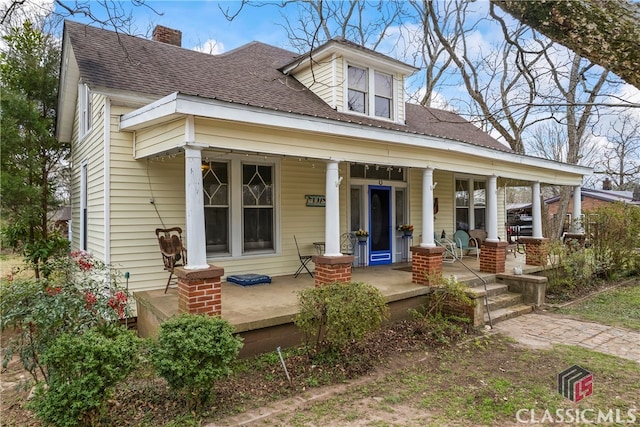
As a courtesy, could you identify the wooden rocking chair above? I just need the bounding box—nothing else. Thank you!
[156,227,187,293]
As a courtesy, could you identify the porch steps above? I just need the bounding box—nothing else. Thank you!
[470,282,534,325]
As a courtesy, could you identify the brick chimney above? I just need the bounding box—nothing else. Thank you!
[152,25,182,47]
[602,178,612,190]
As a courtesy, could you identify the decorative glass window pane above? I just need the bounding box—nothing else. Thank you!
[243,164,272,206]
[243,164,274,252]
[203,162,228,205]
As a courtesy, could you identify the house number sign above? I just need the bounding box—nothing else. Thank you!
[305,195,326,207]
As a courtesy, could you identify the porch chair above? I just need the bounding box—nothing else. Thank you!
[435,233,457,263]
[468,229,487,248]
[155,227,187,293]
[293,235,314,278]
[453,229,480,260]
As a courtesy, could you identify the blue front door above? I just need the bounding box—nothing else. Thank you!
[369,186,392,265]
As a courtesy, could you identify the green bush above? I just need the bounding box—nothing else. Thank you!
[294,281,389,353]
[30,324,140,427]
[0,251,132,383]
[410,274,473,345]
[150,314,243,411]
[588,202,640,279]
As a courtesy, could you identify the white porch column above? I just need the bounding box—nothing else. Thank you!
[421,168,436,248]
[184,146,209,269]
[572,186,583,232]
[324,161,341,256]
[532,181,543,238]
[486,175,499,242]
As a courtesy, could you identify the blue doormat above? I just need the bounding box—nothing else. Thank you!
[226,274,272,287]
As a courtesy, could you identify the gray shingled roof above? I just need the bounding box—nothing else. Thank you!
[65,20,511,153]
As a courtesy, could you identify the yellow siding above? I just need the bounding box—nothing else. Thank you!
[294,58,336,108]
[408,169,455,241]
[134,119,186,159]
[70,92,106,259]
[109,105,186,291]
[209,158,326,278]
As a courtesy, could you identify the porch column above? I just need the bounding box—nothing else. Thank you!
[420,167,436,247]
[572,186,583,232]
[521,181,548,266]
[486,175,499,242]
[324,161,341,256]
[532,181,543,238]
[184,145,209,269]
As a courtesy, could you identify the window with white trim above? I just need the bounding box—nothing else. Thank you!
[202,159,276,256]
[347,65,394,120]
[79,84,92,137]
[455,178,486,231]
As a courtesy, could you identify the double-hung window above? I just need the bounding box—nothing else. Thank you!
[203,159,275,256]
[455,178,486,231]
[347,65,394,120]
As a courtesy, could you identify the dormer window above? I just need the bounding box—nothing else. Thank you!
[347,64,394,120]
[348,65,368,114]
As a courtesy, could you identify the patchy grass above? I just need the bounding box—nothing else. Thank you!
[250,335,640,426]
[555,281,640,331]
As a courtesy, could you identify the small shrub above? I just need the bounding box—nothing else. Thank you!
[294,281,389,354]
[411,274,473,345]
[0,251,132,383]
[30,324,140,427]
[150,314,243,411]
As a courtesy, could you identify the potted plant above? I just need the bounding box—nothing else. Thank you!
[355,229,369,242]
[398,224,414,236]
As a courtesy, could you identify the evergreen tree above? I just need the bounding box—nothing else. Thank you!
[1,20,69,277]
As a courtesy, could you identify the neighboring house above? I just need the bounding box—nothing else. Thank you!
[56,22,591,292]
[509,183,640,235]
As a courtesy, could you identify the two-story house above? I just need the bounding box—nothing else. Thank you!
[56,21,591,295]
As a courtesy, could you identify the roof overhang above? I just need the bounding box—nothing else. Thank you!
[280,39,419,76]
[56,28,79,143]
[120,92,592,185]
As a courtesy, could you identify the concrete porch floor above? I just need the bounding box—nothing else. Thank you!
[135,251,538,338]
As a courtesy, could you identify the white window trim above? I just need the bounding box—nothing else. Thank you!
[204,154,280,259]
[79,83,92,138]
[343,61,397,122]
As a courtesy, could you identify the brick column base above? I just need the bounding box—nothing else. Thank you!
[519,237,549,266]
[480,240,508,273]
[175,265,224,316]
[312,255,355,287]
[410,246,445,285]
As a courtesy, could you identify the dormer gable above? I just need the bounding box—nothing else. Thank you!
[280,38,418,124]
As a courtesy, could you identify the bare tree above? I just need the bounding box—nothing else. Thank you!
[492,0,640,89]
[597,113,640,190]
[1,0,161,36]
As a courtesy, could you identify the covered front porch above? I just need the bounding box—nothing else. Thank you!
[136,252,539,356]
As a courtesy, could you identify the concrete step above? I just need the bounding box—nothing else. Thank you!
[484,304,533,325]
[487,292,524,311]
[469,283,508,298]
